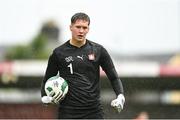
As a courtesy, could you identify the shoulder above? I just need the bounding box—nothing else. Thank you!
[88,40,108,52]
[87,40,110,59]
[53,41,69,53]
[87,39,105,49]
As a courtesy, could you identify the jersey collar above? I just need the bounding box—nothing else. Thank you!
[67,39,89,49]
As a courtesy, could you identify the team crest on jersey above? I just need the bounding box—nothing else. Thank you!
[88,54,95,60]
[65,56,73,62]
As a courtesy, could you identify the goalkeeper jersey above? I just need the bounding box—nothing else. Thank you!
[41,40,124,118]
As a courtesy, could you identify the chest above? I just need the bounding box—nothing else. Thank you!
[56,47,99,74]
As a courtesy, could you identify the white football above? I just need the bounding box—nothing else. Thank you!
[45,75,68,101]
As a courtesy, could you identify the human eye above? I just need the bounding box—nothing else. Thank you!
[83,26,88,30]
[76,26,81,29]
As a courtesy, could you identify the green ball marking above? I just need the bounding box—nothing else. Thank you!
[61,80,68,92]
[46,87,53,92]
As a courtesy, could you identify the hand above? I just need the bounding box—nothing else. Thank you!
[41,91,63,105]
[41,96,53,104]
[51,90,64,104]
[111,94,125,113]
[41,95,63,105]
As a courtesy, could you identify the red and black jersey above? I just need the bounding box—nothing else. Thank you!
[41,40,124,118]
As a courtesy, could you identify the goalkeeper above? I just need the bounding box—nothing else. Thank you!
[41,12,125,119]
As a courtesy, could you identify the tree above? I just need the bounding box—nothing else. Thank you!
[5,33,50,60]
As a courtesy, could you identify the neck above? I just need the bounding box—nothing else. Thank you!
[70,39,86,48]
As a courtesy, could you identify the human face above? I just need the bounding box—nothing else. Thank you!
[70,19,89,43]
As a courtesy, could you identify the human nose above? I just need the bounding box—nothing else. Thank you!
[79,27,84,33]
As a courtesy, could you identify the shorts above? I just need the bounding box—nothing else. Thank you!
[57,107,104,119]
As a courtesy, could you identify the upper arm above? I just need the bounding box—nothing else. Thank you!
[100,47,115,72]
[41,51,59,96]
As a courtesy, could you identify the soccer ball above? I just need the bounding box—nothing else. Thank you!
[45,75,68,101]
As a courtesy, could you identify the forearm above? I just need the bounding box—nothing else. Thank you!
[110,78,124,95]
[99,47,124,95]
[41,52,59,97]
[105,68,124,95]
[41,79,46,97]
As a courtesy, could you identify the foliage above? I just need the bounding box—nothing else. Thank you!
[5,34,50,60]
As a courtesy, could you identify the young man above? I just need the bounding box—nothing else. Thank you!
[41,12,125,119]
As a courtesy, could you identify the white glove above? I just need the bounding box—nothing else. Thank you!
[111,94,125,113]
[41,96,53,104]
[51,90,64,104]
[42,90,64,104]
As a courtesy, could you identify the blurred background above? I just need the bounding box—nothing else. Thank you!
[0,0,180,119]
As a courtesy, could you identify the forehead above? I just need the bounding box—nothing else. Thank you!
[72,19,89,26]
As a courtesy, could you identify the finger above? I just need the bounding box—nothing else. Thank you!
[117,108,122,113]
[53,91,61,100]
[111,100,116,107]
[56,93,63,102]
[49,91,55,97]
[51,92,60,104]
[113,101,119,107]
[53,92,63,104]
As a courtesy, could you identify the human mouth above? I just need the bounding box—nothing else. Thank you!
[77,35,84,39]
[78,35,83,37]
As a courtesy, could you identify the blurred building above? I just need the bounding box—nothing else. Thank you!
[40,20,61,50]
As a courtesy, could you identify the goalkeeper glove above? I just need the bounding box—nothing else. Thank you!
[42,90,64,104]
[41,96,53,104]
[111,94,125,113]
[51,90,64,104]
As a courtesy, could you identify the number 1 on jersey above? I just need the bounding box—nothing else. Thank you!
[67,63,73,74]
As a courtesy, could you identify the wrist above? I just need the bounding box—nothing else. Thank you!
[117,94,124,99]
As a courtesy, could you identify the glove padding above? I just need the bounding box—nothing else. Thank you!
[41,96,53,104]
[111,94,125,113]
[42,90,65,104]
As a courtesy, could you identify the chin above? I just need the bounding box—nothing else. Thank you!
[76,38,85,42]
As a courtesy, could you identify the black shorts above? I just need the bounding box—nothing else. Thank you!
[57,107,104,119]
